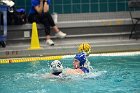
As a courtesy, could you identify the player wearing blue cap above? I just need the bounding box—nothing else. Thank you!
[28,0,66,46]
[74,52,89,73]
[64,52,89,75]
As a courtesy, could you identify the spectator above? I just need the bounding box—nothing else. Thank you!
[28,0,66,46]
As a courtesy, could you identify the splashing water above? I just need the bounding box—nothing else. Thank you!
[0,55,140,93]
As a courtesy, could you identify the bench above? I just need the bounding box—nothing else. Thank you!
[6,12,140,41]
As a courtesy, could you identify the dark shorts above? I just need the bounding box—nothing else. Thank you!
[28,12,55,35]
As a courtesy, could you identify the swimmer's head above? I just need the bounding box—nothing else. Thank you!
[78,43,91,56]
[74,52,86,67]
[50,60,63,74]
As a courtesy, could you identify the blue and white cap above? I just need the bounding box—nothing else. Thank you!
[74,52,86,66]
[50,60,63,73]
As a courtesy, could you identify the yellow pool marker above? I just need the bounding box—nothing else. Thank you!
[0,56,62,64]
[1,51,140,64]
[28,22,42,50]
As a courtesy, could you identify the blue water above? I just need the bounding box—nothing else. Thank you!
[0,55,140,93]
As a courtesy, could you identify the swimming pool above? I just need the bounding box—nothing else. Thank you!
[0,53,140,93]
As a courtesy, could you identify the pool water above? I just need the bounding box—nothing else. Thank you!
[0,55,140,93]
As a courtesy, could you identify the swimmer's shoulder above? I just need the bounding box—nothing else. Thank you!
[63,68,84,75]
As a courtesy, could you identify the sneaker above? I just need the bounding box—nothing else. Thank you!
[55,31,66,38]
[46,39,54,46]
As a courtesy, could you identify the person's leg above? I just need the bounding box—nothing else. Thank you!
[44,12,66,38]
[28,14,40,23]
[41,14,54,46]
[43,12,58,32]
[44,26,54,46]
[28,14,54,46]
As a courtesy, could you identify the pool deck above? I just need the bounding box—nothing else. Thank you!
[1,11,140,59]
[0,33,140,59]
